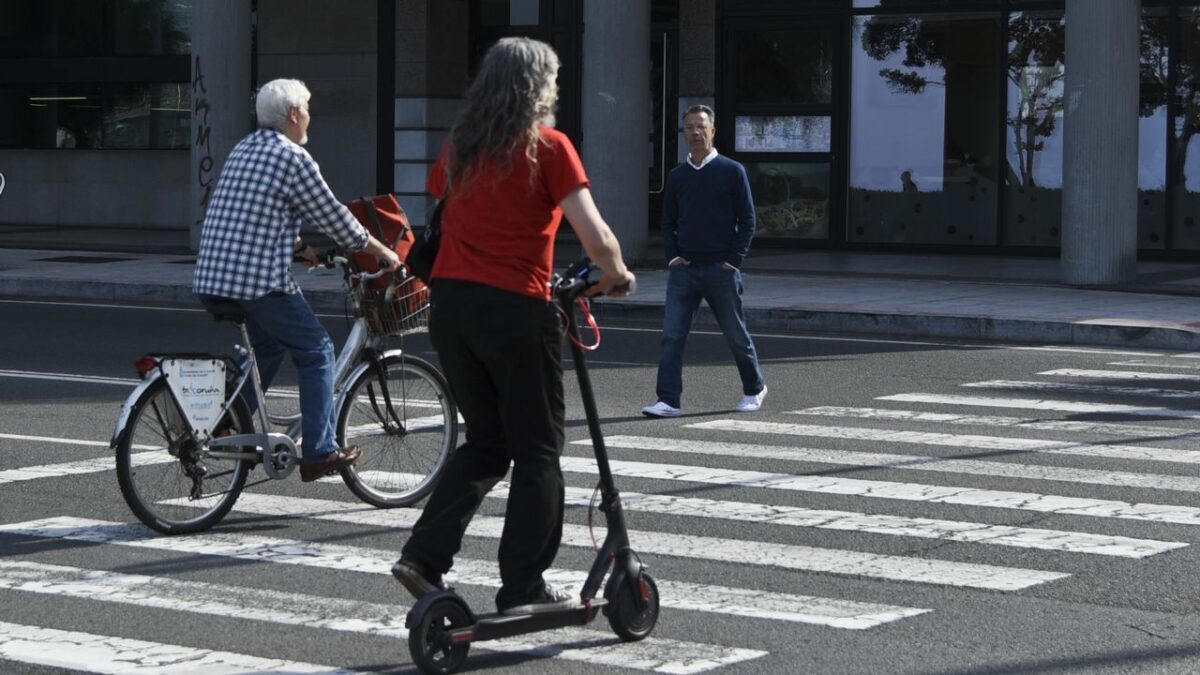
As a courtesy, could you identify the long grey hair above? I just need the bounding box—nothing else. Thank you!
[445,37,560,192]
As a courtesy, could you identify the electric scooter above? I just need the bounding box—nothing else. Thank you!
[404,260,659,674]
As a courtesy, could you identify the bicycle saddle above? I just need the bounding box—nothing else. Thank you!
[198,296,247,324]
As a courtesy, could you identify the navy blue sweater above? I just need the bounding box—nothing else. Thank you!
[662,154,756,268]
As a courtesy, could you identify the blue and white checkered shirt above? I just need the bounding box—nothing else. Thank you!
[193,129,369,299]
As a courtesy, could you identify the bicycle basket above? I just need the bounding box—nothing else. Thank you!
[353,275,431,336]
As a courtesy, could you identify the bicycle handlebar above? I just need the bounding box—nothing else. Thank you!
[303,249,397,281]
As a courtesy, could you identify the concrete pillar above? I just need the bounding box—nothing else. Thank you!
[1061,0,1140,285]
[581,0,650,264]
[190,1,253,250]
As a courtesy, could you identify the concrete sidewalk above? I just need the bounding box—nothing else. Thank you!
[4,246,1200,350]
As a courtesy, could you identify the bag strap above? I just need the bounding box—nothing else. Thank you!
[360,196,389,245]
[429,184,451,235]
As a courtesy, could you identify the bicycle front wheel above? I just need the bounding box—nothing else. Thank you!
[115,378,253,534]
[337,354,457,508]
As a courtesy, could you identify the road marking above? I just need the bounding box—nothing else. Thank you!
[0,517,928,629]
[877,393,1200,420]
[208,494,1062,591]
[597,432,1200,494]
[0,560,765,673]
[1007,346,1159,356]
[1110,360,1200,370]
[788,406,1198,439]
[0,368,137,386]
[549,485,1180,558]
[0,450,166,485]
[1040,368,1200,382]
[688,419,1200,466]
[962,380,1200,401]
[554,454,1200,527]
[0,619,356,674]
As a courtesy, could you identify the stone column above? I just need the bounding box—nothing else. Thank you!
[190,1,253,250]
[581,0,650,264]
[1061,0,1140,285]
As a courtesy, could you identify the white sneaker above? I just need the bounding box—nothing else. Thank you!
[642,401,682,417]
[735,386,768,413]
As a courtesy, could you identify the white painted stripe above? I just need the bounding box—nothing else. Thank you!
[0,517,928,629]
[0,560,764,673]
[1007,346,1159,356]
[1110,360,1200,370]
[326,473,1179,558]
[963,379,1200,401]
[0,451,167,485]
[788,406,1196,439]
[0,369,137,386]
[877,393,1200,421]
[0,619,356,674]
[688,419,1200,466]
[555,453,1200,527]
[589,434,1200,494]
[210,495,1060,591]
[1040,368,1200,382]
[550,486,1179,558]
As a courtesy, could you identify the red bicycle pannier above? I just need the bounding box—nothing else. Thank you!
[347,194,415,287]
[346,194,430,335]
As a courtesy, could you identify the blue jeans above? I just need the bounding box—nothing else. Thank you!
[238,291,338,459]
[654,263,764,408]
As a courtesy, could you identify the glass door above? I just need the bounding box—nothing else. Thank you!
[719,16,840,243]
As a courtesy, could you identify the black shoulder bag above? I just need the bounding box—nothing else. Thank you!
[405,196,444,283]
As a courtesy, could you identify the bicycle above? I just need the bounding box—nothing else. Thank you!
[110,252,458,534]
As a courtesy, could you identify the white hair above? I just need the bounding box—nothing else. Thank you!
[255,79,310,130]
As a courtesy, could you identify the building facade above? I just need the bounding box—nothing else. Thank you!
[0,0,1191,270]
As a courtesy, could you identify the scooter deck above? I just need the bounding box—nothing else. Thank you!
[450,598,609,644]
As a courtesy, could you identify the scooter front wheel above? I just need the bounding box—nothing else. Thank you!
[408,598,472,674]
[606,570,660,642]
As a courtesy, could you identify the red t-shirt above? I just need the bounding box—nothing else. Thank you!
[426,126,589,301]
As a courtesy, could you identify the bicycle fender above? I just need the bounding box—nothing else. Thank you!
[110,371,163,449]
[334,349,405,412]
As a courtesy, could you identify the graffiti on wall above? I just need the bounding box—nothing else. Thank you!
[193,55,214,226]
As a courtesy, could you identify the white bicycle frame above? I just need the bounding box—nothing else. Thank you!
[111,262,403,478]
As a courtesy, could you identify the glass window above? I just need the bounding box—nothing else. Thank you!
[1003,10,1065,246]
[853,1,997,7]
[849,13,1002,245]
[1141,9,1170,249]
[1174,9,1200,250]
[0,0,191,57]
[479,0,540,27]
[736,116,831,153]
[0,84,190,149]
[734,28,833,105]
[746,162,830,240]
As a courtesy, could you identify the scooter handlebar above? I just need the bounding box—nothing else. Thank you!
[553,259,635,302]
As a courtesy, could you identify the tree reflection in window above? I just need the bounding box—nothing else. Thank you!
[851,12,1001,245]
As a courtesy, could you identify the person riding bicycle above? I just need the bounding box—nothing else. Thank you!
[192,78,401,482]
[391,37,635,615]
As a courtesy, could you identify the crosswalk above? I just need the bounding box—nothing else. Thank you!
[6,351,1200,672]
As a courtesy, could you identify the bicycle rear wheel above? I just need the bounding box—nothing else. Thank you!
[337,354,456,507]
[115,378,253,534]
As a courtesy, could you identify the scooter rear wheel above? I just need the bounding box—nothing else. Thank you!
[606,571,660,642]
[408,598,471,674]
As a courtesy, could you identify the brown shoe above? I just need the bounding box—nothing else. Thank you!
[299,446,363,482]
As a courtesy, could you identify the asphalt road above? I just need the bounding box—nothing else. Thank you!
[5,297,1200,674]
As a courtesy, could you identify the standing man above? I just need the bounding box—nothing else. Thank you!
[193,78,401,481]
[642,105,766,417]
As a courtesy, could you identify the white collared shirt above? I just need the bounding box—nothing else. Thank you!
[687,148,718,170]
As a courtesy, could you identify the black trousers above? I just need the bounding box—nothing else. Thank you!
[401,280,566,608]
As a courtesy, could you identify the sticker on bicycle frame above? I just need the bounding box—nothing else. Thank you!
[160,358,225,436]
